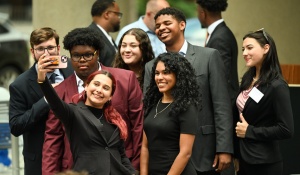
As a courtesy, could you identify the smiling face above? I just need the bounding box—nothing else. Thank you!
[70,45,99,81]
[242,37,270,70]
[155,61,176,97]
[155,14,185,46]
[85,74,113,109]
[120,34,142,67]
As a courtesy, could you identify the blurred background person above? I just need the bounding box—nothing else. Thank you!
[234,29,294,175]
[89,0,122,67]
[140,52,200,175]
[196,0,239,107]
[116,0,170,57]
[113,28,155,90]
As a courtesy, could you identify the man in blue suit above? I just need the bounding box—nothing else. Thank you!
[143,7,233,175]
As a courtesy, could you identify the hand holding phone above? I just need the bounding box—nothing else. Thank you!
[46,55,68,69]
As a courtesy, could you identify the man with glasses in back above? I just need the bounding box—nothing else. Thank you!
[88,0,122,67]
[42,27,143,175]
[9,27,73,175]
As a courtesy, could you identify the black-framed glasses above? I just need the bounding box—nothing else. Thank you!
[108,10,123,19]
[34,46,57,54]
[256,28,269,42]
[71,50,97,62]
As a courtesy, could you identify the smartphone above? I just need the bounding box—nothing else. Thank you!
[46,55,68,69]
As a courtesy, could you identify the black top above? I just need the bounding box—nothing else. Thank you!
[88,106,116,141]
[144,101,198,174]
[39,79,135,175]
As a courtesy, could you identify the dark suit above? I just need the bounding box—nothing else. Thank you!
[234,79,294,167]
[206,22,239,105]
[39,79,135,175]
[144,43,233,172]
[88,22,117,67]
[9,63,73,175]
[42,64,143,174]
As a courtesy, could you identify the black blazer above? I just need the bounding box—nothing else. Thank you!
[144,43,233,172]
[9,63,73,175]
[206,22,239,104]
[39,79,135,175]
[88,22,117,67]
[234,79,294,164]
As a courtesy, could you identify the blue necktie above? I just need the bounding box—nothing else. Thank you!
[179,51,186,57]
[49,73,57,84]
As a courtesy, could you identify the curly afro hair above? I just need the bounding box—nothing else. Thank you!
[143,52,200,118]
[63,27,104,51]
[196,0,228,12]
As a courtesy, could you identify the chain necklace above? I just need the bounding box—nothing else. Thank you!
[98,113,103,120]
[154,98,173,118]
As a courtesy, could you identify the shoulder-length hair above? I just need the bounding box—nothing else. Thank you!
[113,28,154,89]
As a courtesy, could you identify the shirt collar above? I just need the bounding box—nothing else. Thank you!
[207,19,224,35]
[138,16,153,33]
[178,40,188,56]
[96,24,112,41]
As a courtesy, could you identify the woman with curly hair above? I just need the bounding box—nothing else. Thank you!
[140,52,200,175]
[113,28,154,89]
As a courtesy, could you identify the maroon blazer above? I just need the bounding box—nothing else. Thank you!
[42,64,143,174]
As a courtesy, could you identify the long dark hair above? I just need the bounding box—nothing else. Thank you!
[113,28,154,89]
[240,29,283,91]
[143,52,200,118]
[72,70,127,140]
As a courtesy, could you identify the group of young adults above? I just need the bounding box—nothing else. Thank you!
[8,0,294,175]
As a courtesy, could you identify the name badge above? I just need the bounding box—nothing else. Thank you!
[249,87,264,103]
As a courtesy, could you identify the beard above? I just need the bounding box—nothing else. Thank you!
[112,23,120,32]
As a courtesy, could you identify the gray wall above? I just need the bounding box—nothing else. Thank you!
[223,0,300,80]
[32,0,136,55]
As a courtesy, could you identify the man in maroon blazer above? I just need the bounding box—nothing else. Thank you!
[42,27,143,175]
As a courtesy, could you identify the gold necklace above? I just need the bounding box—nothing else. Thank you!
[154,98,173,118]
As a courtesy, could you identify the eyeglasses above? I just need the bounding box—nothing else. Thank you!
[256,28,269,42]
[108,10,123,19]
[34,46,57,54]
[70,50,97,62]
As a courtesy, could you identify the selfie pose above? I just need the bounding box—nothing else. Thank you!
[234,29,294,175]
[37,59,136,174]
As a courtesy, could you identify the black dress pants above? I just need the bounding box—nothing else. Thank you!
[238,158,283,175]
